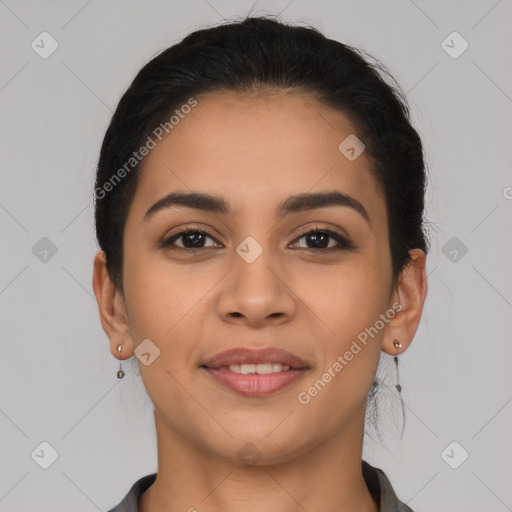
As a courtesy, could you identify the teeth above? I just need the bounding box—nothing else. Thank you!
[226,363,291,374]
[240,364,256,374]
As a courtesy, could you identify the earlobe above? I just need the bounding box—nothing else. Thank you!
[92,250,133,358]
[382,248,428,355]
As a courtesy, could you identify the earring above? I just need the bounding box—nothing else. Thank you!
[117,344,125,379]
[394,356,401,393]
[392,340,402,393]
[394,354,405,438]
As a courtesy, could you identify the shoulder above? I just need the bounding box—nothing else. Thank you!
[362,460,414,512]
[106,473,157,512]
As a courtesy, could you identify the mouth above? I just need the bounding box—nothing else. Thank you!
[200,347,309,397]
[212,362,294,374]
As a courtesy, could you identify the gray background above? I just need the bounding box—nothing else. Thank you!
[1,0,511,510]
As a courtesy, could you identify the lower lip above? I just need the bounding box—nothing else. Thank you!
[203,368,308,397]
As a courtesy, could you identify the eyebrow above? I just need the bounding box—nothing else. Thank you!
[144,190,370,224]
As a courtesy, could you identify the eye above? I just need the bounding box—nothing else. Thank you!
[290,227,354,251]
[160,225,354,252]
[160,226,222,251]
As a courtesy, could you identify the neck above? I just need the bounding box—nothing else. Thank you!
[140,410,378,512]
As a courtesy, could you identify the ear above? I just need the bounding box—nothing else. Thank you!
[92,250,134,359]
[382,248,428,355]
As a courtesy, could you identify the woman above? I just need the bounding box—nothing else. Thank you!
[93,15,428,512]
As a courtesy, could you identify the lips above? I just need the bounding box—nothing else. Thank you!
[200,347,309,397]
[200,347,309,370]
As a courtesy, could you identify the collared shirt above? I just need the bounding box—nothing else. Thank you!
[107,460,413,512]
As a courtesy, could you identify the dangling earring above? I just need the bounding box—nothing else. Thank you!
[393,339,405,437]
[394,355,401,393]
[117,344,125,379]
[392,339,402,393]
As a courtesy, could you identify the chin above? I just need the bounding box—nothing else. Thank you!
[200,425,313,467]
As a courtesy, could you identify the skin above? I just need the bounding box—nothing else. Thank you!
[93,89,427,512]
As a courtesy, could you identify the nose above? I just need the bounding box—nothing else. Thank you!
[216,241,297,328]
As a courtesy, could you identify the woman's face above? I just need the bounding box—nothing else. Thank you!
[114,90,404,463]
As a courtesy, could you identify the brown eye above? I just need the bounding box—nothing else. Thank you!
[291,228,354,251]
[161,227,222,250]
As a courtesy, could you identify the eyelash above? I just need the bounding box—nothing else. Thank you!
[160,225,355,252]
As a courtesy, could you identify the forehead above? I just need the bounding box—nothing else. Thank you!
[131,90,385,223]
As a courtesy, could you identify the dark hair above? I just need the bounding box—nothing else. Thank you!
[94,14,429,293]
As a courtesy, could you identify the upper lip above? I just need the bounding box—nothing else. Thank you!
[201,347,309,369]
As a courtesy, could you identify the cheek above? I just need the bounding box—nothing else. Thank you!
[297,255,389,339]
[122,246,192,344]
[296,272,384,430]
[122,261,205,402]
[297,253,389,399]
[122,251,223,376]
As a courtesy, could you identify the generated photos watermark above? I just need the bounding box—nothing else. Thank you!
[297,301,403,405]
[94,97,198,200]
